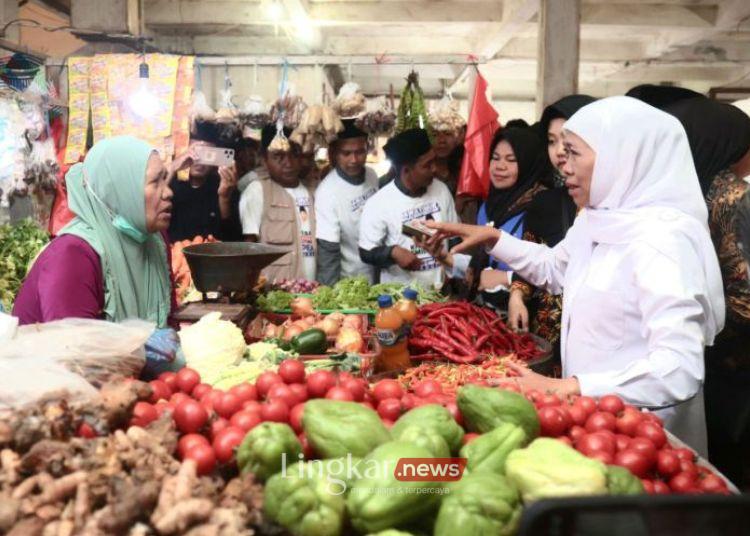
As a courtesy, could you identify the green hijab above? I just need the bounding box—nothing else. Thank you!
[59,136,171,327]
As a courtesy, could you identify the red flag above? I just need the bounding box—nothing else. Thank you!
[457,71,500,199]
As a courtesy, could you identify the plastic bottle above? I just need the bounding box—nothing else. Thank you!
[374,295,411,372]
[395,288,419,337]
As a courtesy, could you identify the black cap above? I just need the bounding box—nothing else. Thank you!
[261,123,294,151]
[383,128,432,167]
[192,120,222,144]
[337,118,367,140]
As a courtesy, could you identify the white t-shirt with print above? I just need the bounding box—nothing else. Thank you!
[359,179,458,288]
[239,180,316,281]
[315,167,378,282]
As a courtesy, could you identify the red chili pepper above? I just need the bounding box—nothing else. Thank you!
[474,333,490,350]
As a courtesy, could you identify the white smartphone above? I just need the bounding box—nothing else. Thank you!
[194,146,235,167]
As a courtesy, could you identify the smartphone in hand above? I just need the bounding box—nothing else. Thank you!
[402,220,437,241]
[194,146,235,167]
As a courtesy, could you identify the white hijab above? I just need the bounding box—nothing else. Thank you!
[561,96,724,346]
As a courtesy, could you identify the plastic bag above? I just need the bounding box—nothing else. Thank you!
[190,90,216,123]
[429,98,466,134]
[0,318,154,407]
[334,82,366,118]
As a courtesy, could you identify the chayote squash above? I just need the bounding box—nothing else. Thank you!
[346,441,445,534]
[459,423,528,475]
[237,422,302,481]
[265,463,347,536]
[434,473,521,536]
[393,425,450,458]
[505,438,608,502]
[367,531,416,536]
[457,385,540,440]
[606,465,645,495]
[303,400,391,458]
[390,404,464,454]
[283,457,365,496]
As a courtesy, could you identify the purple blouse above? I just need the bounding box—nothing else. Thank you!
[13,235,105,325]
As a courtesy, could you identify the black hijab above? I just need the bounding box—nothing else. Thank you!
[485,126,551,226]
[626,84,703,111]
[540,94,597,136]
[665,97,750,194]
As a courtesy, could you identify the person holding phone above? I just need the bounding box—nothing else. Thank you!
[167,120,242,243]
[421,97,724,455]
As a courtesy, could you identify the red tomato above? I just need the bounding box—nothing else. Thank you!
[699,474,729,494]
[184,443,216,475]
[214,392,243,419]
[266,383,297,408]
[567,404,588,426]
[525,389,543,403]
[306,370,338,399]
[209,418,230,440]
[538,406,572,437]
[641,412,663,426]
[653,480,671,495]
[230,410,262,432]
[598,395,625,415]
[191,383,212,400]
[381,419,395,428]
[574,396,598,416]
[256,371,284,399]
[669,472,698,494]
[199,390,223,412]
[360,401,375,410]
[577,432,616,457]
[337,371,354,384]
[656,450,681,478]
[326,386,355,402]
[615,407,644,437]
[298,433,314,459]
[585,411,617,433]
[636,421,667,449]
[538,393,562,408]
[173,399,209,434]
[288,383,309,405]
[444,401,463,426]
[673,447,696,463]
[261,399,289,423]
[372,380,405,402]
[641,479,655,494]
[177,433,210,459]
[413,379,443,399]
[615,434,631,452]
[558,436,573,447]
[679,459,699,479]
[130,402,158,428]
[614,449,651,478]
[159,372,178,392]
[400,393,417,410]
[289,403,306,434]
[77,422,97,439]
[229,383,258,403]
[377,398,403,421]
[462,433,480,445]
[176,368,201,394]
[278,359,306,384]
[588,451,614,465]
[212,426,246,464]
[155,401,175,418]
[149,380,172,403]
[628,437,657,465]
[170,392,191,407]
[340,378,367,402]
[242,400,262,414]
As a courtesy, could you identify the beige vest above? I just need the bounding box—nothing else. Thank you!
[259,177,316,282]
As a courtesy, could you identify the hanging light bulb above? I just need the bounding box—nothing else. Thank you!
[128,57,159,119]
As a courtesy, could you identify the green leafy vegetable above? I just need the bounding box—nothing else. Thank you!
[258,290,294,312]
[0,219,49,310]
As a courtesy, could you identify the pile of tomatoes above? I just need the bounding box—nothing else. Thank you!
[517,389,730,495]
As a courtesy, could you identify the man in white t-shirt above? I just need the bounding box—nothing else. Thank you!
[359,128,458,288]
[239,125,316,281]
[316,120,378,285]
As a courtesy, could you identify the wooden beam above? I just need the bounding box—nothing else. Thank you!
[447,0,540,93]
[324,63,345,94]
[536,0,580,115]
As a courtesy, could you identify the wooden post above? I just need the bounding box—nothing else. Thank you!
[0,0,19,43]
[71,0,140,35]
[536,0,580,116]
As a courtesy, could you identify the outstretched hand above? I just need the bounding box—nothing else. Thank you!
[423,221,502,255]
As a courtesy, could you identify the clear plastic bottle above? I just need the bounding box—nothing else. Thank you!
[375,295,411,372]
[395,288,419,337]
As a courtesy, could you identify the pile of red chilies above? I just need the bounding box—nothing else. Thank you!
[408,302,542,364]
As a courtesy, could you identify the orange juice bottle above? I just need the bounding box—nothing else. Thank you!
[395,288,419,337]
[375,295,411,372]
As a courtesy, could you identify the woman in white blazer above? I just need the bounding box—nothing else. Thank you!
[425,96,724,455]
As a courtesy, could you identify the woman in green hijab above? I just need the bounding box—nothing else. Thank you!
[13,136,174,326]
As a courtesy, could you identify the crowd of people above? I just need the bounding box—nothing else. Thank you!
[9,84,750,489]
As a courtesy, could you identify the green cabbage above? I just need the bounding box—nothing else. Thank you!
[178,312,247,384]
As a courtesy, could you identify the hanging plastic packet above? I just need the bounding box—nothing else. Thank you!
[429,96,466,135]
[333,82,366,119]
[290,104,343,153]
[268,118,292,153]
[239,95,271,139]
[356,95,396,138]
[215,63,238,122]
